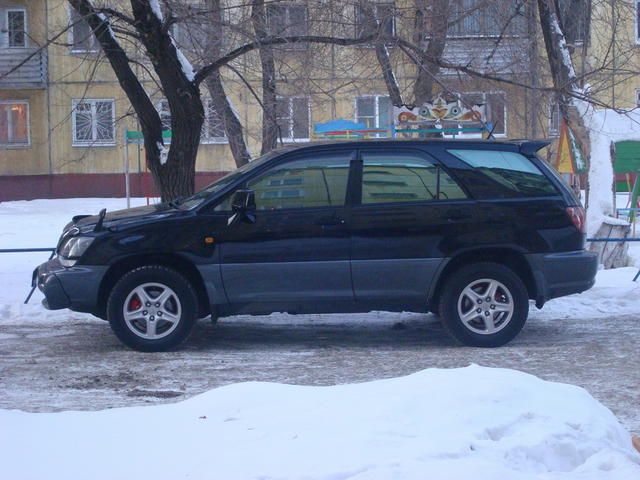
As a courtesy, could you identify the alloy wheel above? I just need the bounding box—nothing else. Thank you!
[122,282,182,340]
[456,278,514,335]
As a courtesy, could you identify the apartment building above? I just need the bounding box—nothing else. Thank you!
[1,0,629,201]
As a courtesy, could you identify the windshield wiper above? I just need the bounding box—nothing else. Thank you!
[168,196,185,209]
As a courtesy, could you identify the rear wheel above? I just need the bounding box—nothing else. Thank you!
[438,262,528,347]
[107,266,197,351]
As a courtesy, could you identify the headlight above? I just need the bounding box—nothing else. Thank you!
[58,236,94,267]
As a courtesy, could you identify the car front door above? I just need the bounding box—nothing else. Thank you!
[350,147,473,306]
[215,150,355,306]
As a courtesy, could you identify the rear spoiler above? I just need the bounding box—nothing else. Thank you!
[515,140,552,156]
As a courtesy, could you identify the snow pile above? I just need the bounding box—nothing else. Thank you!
[1,366,637,479]
[532,266,640,321]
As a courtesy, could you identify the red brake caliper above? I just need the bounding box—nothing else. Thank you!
[129,296,142,311]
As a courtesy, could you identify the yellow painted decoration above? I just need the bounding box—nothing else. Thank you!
[556,120,575,174]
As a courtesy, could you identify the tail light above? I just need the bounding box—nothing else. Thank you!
[566,206,586,234]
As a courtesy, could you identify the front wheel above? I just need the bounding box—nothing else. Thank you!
[107,266,197,351]
[438,262,529,347]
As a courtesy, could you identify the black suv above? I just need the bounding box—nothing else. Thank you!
[34,139,597,351]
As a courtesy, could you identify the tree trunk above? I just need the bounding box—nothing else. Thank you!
[204,0,251,168]
[251,0,279,155]
[412,0,448,105]
[537,0,590,160]
[358,1,403,106]
[206,73,251,168]
[130,0,204,201]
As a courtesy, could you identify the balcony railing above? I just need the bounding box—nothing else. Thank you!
[0,47,47,89]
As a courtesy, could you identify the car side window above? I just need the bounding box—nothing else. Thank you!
[216,154,351,211]
[447,149,559,197]
[361,152,467,204]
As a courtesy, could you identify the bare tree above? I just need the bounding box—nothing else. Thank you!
[203,0,251,167]
[68,0,203,201]
[251,0,279,155]
[412,0,449,105]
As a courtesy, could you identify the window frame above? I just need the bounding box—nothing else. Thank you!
[266,3,309,50]
[158,98,228,145]
[636,1,640,44]
[201,98,228,145]
[354,94,391,132]
[355,147,469,207]
[156,99,172,135]
[68,6,100,53]
[71,98,116,147]
[5,8,27,48]
[446,147,562,198]
[354,2,396,45]
[214,150,356,212]
[0,100,30,148]
[276,96,311,143]
[446,0,526,39]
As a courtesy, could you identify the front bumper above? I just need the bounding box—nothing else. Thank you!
[527,250,598,307]
[33,257,108,313]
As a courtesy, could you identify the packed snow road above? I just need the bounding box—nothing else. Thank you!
[0,306,638,435]
[1,199,639,436]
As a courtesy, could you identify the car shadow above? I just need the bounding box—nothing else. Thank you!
[176,315,575,352]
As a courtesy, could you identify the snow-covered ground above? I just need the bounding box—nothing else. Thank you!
[2,365,639,480]
[1,198,640,479]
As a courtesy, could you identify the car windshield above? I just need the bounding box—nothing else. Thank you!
[179,151,280,210]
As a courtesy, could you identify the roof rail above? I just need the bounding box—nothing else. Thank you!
[513,139,552,155]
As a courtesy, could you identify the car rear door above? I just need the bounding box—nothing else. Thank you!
[215,150,355,305]
[350,146,473,306]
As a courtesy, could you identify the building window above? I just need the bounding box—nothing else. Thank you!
[202,99,227,144]
[637,2,640,44]
[72,99,115,146]
[448,0,526,37]
[636,89,640,107]
[355,2,395,38]
[70,7,99,52]
[444,91,507,137]
[157,100,172,132]
[158,99,227,144]
[266,4,308,48]
[355,95,391,135]
[276,97,310,141]
[558,0,589,45]
[6,9,27,47]
[549,102,561,136]
[0,101,30,146]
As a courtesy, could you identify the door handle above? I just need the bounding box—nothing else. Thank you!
[446,210,471,221]
[316,217,346,228]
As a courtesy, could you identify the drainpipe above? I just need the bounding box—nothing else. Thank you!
[44,0,52,175]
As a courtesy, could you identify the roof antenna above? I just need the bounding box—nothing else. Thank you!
[486,122,498,140]
[94,208,107,232]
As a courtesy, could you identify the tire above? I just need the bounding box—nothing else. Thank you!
[107,265,197,352]
[438,262,529,347]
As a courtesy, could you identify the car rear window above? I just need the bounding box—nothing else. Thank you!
[447,149,559,197]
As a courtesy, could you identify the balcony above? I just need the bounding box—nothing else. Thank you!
[0,47,47,89]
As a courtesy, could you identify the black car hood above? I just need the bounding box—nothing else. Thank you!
[74,203,186,231]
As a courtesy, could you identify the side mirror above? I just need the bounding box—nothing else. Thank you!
[228,189,256,225]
